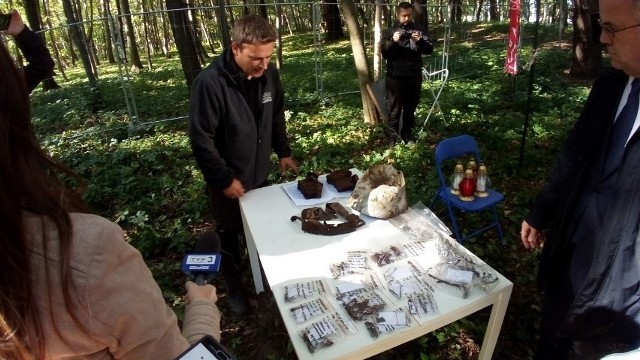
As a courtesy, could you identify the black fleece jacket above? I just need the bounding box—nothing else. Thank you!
[381,22,433,78]
[15,26,55,92]
[188,47,292,192]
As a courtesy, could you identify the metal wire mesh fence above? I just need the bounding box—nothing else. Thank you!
[8,2,568,135]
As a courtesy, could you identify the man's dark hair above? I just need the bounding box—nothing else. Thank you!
[397,2,414,12]
[232,15,277,45]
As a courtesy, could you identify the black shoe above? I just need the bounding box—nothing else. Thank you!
[223,273,248,316]
[226,291,248,317]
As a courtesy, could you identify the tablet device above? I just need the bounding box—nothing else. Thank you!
[175,335,236,360]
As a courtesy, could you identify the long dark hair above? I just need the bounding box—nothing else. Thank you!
[0,42,85,359]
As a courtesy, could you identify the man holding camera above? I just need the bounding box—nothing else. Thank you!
[0,10,55,93]
[381,2,433,146]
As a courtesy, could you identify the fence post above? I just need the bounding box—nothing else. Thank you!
[108,11,140,133]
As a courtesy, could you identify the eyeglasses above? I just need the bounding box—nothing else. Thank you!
[598,18,640,38]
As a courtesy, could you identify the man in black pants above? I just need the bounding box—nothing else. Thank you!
[189,15,298,316]
[381,2,433,146]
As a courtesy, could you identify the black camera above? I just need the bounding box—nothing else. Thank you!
[399,29,421,41]
[0,13,11,31]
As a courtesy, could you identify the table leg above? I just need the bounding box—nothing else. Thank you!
[241,210,265,294]
[246,230,264,293]
[478,284,513,360]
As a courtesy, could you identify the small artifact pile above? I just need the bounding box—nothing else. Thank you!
[326,169,359,192]
[297,173,323,199]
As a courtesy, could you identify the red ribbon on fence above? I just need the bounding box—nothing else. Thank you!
[504,0,521,75]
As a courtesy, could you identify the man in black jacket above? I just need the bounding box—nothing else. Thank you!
[521,0,640,358]
[381,2,433,146]
[189,15,298,316]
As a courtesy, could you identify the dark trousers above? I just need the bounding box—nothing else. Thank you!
[385,76,422,142]
[207,188,244,279]
[207,180,269,282]
[535,252,575,360]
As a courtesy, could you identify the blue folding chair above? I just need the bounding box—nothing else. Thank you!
[429,135,505,244]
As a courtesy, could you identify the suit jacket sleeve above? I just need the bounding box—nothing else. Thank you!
[525,73,619,230]
[189,73,234,190]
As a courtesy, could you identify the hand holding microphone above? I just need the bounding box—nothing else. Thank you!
[185,281,217,305]
[183,230,222,303]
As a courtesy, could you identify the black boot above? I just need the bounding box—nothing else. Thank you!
[218,229,248,317]
[222,274,248,317]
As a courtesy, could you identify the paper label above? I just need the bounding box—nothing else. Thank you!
[446,268,474,284]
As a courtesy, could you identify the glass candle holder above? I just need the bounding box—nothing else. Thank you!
[458,169,476,202]
[450,160,464,195]
[475,163,489,198]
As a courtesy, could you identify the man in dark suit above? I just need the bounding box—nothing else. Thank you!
[520,0,640,358]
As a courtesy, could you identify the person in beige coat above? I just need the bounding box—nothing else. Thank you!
[0,37,220,359]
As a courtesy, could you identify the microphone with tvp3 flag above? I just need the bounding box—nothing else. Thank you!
[182,230,222,285]
[177,231,238,360]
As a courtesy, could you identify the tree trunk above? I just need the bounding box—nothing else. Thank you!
[450,0,462,23]
[101,0,116,63]
[72,0,99,75]
[340,0,378,124]
[412,0,429,32]
[121,0,144,71]
[259,0,268,19]
[85,0,100,67]
[323,0,344,41]
[62,0,97,85]
[476,0,484,21]
[148,0,162,55]
[373,0,383,81]
[284,7,294,35]
[141,0,154,69]
[199,6,217,55]
[160,0,171,57]
[217,0,231,49]
[291,4,302,32]
[569,0,601,78]
[489,0,498,21]
[560,0,569,27]
[187,0,208,64]
[166,0,202,87]
[354,0,369,28]
[275,3,283,69]
[44,0,68,80]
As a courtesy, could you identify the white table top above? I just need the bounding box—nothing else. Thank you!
[239,176,512,359]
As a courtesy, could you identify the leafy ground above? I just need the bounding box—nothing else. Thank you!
[31,23,597,359]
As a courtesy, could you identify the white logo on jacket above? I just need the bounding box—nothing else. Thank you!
[262,92,272,104]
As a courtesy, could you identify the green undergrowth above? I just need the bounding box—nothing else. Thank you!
[31,22,593,359]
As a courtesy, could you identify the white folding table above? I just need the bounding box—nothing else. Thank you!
[239,180,512,359]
